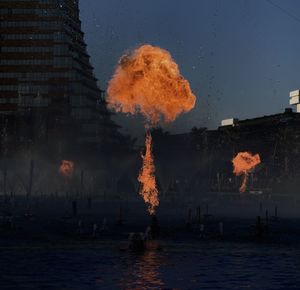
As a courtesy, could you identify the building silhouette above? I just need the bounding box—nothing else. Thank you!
[0,0,125,157]
[151,108,300,196]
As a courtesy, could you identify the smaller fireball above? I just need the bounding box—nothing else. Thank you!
[59,160,74,179]
[232,152,261,193]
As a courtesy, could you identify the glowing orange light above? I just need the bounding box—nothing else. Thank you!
[138,132,159,215]
[107,44,196,126]
[108,44,196,214]
[59,160,74,179]
[232,152,261,193]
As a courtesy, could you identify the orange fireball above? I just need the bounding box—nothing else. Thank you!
[59,160,74,179]
[108,44,196,214]
[107,44,196,126]
[232,152,261,193]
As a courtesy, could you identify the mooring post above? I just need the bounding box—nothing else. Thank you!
[219,221,224,237]
[87,196,92,209]
[26,159,34,211]
[197,206,201,225]
[187,208,192,226]
[80,170,84,197]
[27,160,34,198]
[72,200,77,217]
[259,201,262,214]
[217,172,221,192]
[3,164,7,198]
[117,205,123,225]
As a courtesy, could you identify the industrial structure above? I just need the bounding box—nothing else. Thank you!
[0,0,126,158]
[152,92,300,197]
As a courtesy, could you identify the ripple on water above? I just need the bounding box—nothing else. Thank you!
[0,242,300,290]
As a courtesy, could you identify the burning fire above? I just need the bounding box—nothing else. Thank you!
[59,160,74,179]
[107,44,196,125]
[232,152,261,193]
[108,44,196,214]
[138,132,159,215]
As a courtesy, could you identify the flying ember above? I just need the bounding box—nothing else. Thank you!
[232,152,261,193]
[59,160,74,179]
[108,44,196,214]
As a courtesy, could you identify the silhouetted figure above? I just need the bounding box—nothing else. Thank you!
[187,208,192,227]
[2,216,13,230]
[129,232,145,252]
[150,215,160,239]
[92,223,98,238]
[7,216,13,230]
[255,216,264,239]
[144,226,151,240]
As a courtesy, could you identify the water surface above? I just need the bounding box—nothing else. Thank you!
[1,241,300,289]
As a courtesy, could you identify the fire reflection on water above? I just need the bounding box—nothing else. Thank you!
[119,251,165,290]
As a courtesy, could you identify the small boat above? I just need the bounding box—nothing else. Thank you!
[119,232,163,252]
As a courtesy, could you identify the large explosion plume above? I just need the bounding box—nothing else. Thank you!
[107,44,196,125]
[108,44,196,214]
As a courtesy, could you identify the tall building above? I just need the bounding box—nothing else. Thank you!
[0,0,120,155]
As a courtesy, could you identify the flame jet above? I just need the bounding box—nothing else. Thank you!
[59,160,74,179]
[108,44,196,214]
[232,152,261,193]
[138,132,159,215]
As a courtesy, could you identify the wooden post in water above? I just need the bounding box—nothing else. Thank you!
[80,170,84,197]
[3,164,7,198]
[117,205,123,225]
[27,160,34,199]
[26,160,34,211]
[87,196,92,209]
[2,161,8,216]
[187,208,192,226]
[72,200,77,217]
[259,201,262,214]
[217,173,221,192]
[197,206,201,225]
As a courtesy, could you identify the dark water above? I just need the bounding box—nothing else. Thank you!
[1,241,300,290]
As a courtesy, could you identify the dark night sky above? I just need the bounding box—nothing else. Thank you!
[79,0,300,138]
